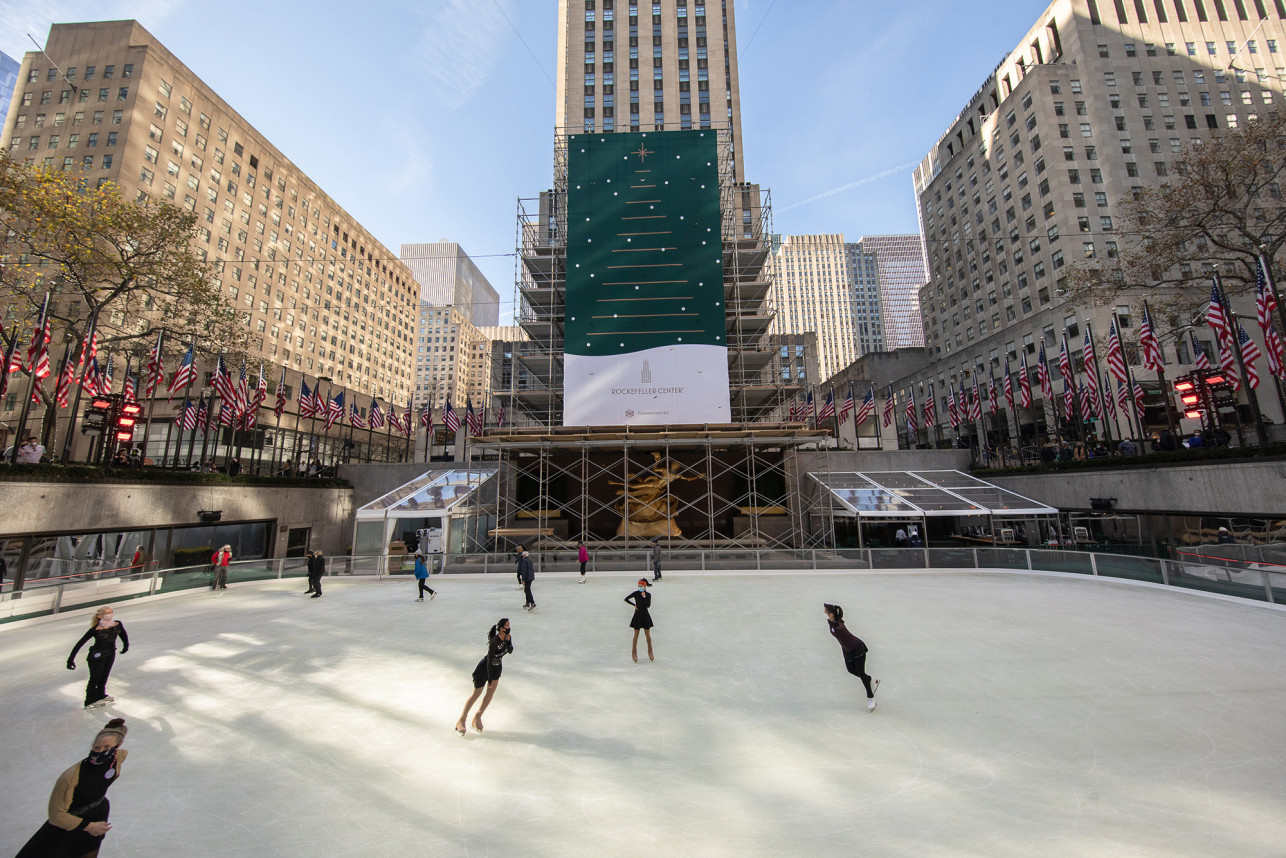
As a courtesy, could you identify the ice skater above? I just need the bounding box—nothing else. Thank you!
[578,541,589,583]
[624,579,654,662]
[210,544,232,590]
[650,539,663,581]
[414,550,436,601]
[15,717,129,858]
[514,544,526,590]
[455,618,513,735]
[67,606,130,709]
[824,603,878,712]
[304,549,325,597]
[518,549,536,611]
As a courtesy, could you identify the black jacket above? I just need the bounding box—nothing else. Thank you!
[518,555,535,582]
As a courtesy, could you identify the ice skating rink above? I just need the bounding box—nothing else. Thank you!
[3,570,1285,858]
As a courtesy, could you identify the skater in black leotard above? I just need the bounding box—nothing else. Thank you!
[624,579,654,662]
[16,717,129,858]
[824,604,878,712]
[455,618,513,735]
[67,606,130,709]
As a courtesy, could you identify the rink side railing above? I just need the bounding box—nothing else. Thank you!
[2,547,1282,626]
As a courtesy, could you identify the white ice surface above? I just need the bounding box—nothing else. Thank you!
[2,570,1286,858]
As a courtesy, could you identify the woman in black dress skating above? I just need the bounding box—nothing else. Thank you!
[824,603,878,712]
[625,579,654,662]
[455,618,512,735]
[67,606,129,709]
[16,717,129,858]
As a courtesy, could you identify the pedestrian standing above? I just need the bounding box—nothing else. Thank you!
[210,544,232,590]
[650,539,663,581]
[15,718,129,858]
[414,551,436,601]
[455,618,513,735]
[129,545,145,572]
[17,435,46,463]
[823,603,878,712]
[306,549,325,598]
[577,541,589,583]
[519,550,536,612]
[67,606,130,709]
[624,579,654,662]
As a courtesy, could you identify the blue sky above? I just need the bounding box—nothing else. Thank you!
[1,0,1048,323]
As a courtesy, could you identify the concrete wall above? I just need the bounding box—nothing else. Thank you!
[0,480,354,556]
[988,460,1286,517]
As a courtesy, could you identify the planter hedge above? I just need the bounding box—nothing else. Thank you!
[973,442,1286,476]
[0,463,348,488]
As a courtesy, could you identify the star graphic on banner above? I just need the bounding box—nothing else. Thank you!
[632,144,654,163]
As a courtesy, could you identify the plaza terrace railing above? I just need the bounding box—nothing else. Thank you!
[3,546,1282,627]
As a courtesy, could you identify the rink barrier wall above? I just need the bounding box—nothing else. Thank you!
[3,547,1282,627]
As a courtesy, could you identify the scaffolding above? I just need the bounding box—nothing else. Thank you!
[498,129,794,428]
[471,426,831,552]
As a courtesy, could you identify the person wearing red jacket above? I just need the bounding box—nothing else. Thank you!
[210,544,232,590]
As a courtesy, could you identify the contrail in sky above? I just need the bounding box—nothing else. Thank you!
[777,161,920,213]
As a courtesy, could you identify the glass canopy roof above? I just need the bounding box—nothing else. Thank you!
[810,470,1057,518]
[355,468,499,519]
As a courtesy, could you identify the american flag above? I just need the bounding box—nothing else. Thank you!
[122,373,136,402]
[803,391,816,420]
[466,397,482,435]
[1265,325,1286,378]
[26,293,53,387]
[1078,379,1091,419]
[54,353,76,407]
[274,374,287,419]
[177,397,198,430]
[1038,343,1054,401]
[1103,373,1117,419]
[1,331,20,399]
[419,402,431,429]
[369,398,385,429]
[243,364,266,430]
[144,330,165,398]
[905,387,918,433]
[324,391,344,431]
[100,355,114,394]
[235,358,249,418]
[1132,381,1146,418]
[1238,326,1262,388]
[1082,330,1102,416]
[838,384,855,424]
[788,399,798,421]
[75,330,99,394]
[854,388,875,426]
[818,389,836,420]
[1206,279,1230,341]
[970,375,983,421]
[196,395,209,431]
[922,385,936,424]
[1062,386,1074,423]
[443,399,460,433]
[1217,329,1239,386]
[1191,332,1211,371]
[1106,321,1129,384]
[218,401,237,427]
[1256,256,1286,377]
[1004,358,1015,412]
[211,355,238,406]
[1139,306,1164,372]
[403,402,413,436]
[1019,354,1033,408]
[298,379,316,419]
[882,385,895,427]
[388,407,405,435]
[987,376,998,414]
[1116,375,1130,413]
[80,356,101,396]
[946,384,958,428]
[1058,339,1075,397]
[167,343,197,398]
[350,401,366,429]
[495,402,504,428]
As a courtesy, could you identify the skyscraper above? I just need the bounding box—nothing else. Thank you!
[505,0,785,427]
[400,241,500,327]
[768,234,859,381]
[0,52,20,131]
[853,235,928,350]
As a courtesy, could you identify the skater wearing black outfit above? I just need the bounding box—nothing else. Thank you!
[824,603,878,712]
[414,551,436,601]
[456,618,513,735]
[518,550,536,611]
[67,607,129,709]
[624,579,654,662]
[650,540,663,581]
[305,550,324,597]
[16,718,129,858]
[514,544,525,590]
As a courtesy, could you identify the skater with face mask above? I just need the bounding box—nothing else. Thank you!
[624,579,654,662]
[824,603,879,712]
[455,618,513,735]
[15,718,129,858]
[67,607,129,709]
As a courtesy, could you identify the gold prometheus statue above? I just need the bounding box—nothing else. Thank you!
[609,452,705,538]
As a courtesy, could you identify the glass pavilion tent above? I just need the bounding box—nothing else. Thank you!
[352,468,499,571]
[809,470,1059,548]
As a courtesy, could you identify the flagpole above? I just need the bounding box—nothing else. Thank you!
[138,329,164,468]
[382,397,393,463]
[1142,300,1180,445]
[182,397,198,467]
[1110,311,1141,443]
[49,340,75,460]
[1083,322,1114,448]
[1261,250,1286,356]
[178,346,201,468]
[1215,273,1268,445]
[10,293,50,464]
[59,309,98,464]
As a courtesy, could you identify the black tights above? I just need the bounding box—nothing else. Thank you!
[417,578,435,597]
[523,580,535,607]
[85,649,115,707]
[844,650,874,698]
